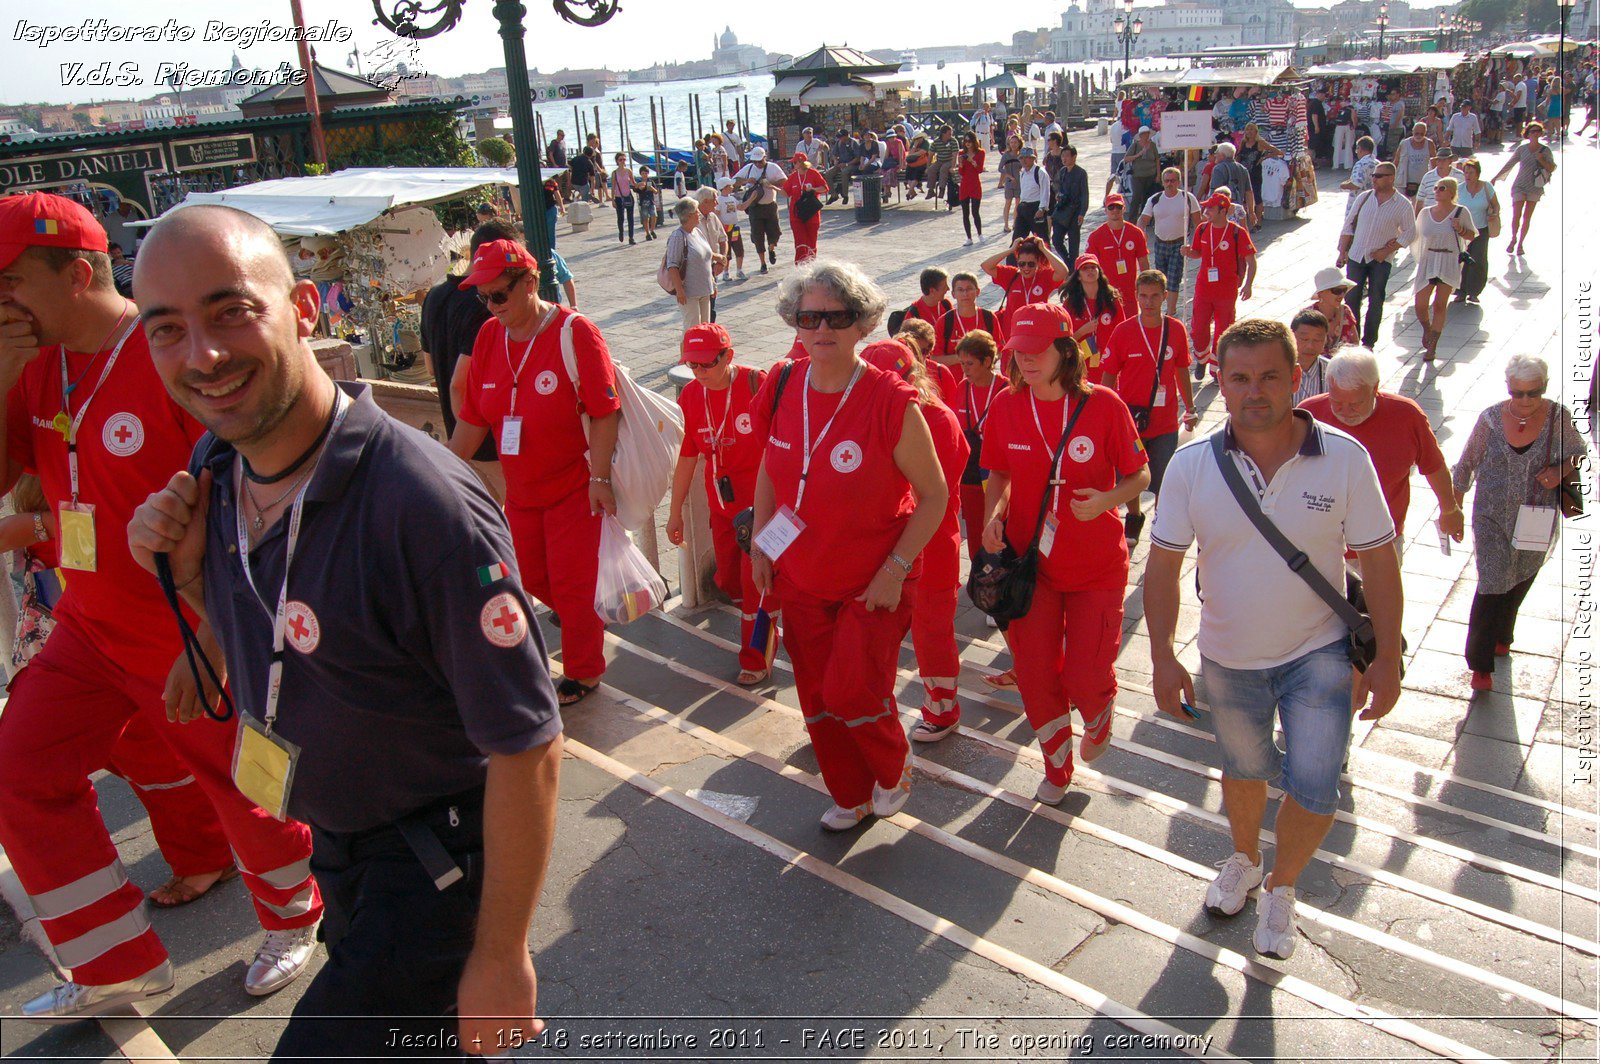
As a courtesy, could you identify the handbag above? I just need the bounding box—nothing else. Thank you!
[560,313,685,533]
[1544,401,1584,518]
[795,186,823,223]
[959,380,996,486]
[1125,317,1170,435]
[1210,433,1387,672]
[965,395,1091,627]
[1487,186,1502,238]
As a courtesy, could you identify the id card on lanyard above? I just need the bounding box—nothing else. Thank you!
[755,363,862,561]
[499,305,558,456]
[229,391,351,820]
[56,318,139,572]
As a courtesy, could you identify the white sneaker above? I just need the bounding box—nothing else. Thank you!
[911,719,957,743]
[1253,885,1299,960]
[1204,851,1264,917]
[1034,778,1069,805]
[245,922,320,996]
[23,960,175,1022]
[819,802,871,832]
[964,237,974,246]
[737,268,747,280]
[872,753,913,817]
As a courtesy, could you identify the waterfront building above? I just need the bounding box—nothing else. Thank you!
[1049,0,1296,63]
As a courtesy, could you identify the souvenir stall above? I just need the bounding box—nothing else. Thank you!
[145,167,552,380]
[1120,66,1319,217]
[1306,55,1469,159]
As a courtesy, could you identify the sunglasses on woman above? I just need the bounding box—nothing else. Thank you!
[1508,387,1546,399]
[795,309,860,330]
[475,273,528,306]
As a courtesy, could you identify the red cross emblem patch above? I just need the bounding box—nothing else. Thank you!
[284,601,321,654]
[1068,436,1096,463]
[830,439,863,473]
[480,592,528,648]
[102,413,144,457]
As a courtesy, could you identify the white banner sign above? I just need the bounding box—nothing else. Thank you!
[1159,111,1215,151]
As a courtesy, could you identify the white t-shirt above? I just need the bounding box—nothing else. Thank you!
[1141,190,1200,242]
[736,161,786,205]
[715,194,742,227]
[1513,83,1529,109]
[797,138,827,162]
[1491,89,1508,112]
[1150,414,1395,670]
[1446,113,1481,148]
[1260,157,1291,208]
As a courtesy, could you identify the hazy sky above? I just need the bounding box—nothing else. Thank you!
[4,0,1451,107]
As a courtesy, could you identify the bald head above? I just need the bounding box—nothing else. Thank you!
[136,202,327,450]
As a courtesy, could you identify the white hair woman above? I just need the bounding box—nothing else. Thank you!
[751,260,948,830]
[1451,354,1589,691]
[664,196,718,327]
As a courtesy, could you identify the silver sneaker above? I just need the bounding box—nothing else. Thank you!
[1253,885,1299,960]
[245,922,319,996]
[23,960,174,1022]
[819,802,871,832]
[1204,851,1264,917]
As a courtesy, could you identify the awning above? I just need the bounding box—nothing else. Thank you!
[975,71,1051,91]
[768,76,813,100]
[1305,59,1421,77]
[798,83,875,104]
[1382,51,1470,70]
[137,166,565,236]
[859,72,917,91]
[1121,65,1295,89]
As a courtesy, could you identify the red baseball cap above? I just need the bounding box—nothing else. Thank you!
[792,151,807,163]
[1200,190,1233,210]
[1104,193,1126,208]
[1075,253,1102,272]
[1003,303,1075,355]
[458,238,536,288]
[861,338,918,378]
[681,322,732,365]
[0,192,110,273]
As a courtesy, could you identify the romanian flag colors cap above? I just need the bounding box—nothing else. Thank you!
[0,192,110,273]
[681,322,732,364]
[1003,303,1075,355]
[458,239,536,288]
[860,338,919,379]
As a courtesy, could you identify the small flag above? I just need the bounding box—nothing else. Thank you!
[1189,86,1205,104]
[477,561,510,586]
[1134,436,1147,454]
[748,593,779,666]
[604,384,618,401]
[34,219,59,235]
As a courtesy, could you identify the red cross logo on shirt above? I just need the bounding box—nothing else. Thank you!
[480,592,528,648]
[113,424,134,445]
[284,601,320,654]
[830,440,863,473]
[101,412,144,457]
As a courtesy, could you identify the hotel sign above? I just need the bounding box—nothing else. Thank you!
[0,143,167,215]
[170,135,256,171]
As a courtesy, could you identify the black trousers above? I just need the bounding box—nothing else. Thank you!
[1052,215,1082,265]
[1465,574,1537,673]
[1012,201,1047,244]
[272,791,485,1060]
[747,201,781,258]
[613,194,634,241]
[1344,257,1393,349]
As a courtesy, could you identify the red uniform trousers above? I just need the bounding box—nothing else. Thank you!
[1006,584,1124,787]
[912,531,963,729]
[103,711,231,878]
[1190,291,1238,361]
[959,483,988,565]
[778,576,915,809]
[709,507,780,672]
[0,621,321,985]
[789,208,821,264]
[506,484,606,679]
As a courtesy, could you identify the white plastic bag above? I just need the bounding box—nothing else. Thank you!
[560,314,684,532]
[595,515,667,625]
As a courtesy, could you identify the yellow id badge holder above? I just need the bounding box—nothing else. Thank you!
[57,502,98,572]
[232,714,301,821]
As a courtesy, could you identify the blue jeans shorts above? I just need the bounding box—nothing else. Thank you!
[1201,639,1353,816]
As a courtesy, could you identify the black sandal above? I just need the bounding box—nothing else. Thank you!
[557,678,598,706]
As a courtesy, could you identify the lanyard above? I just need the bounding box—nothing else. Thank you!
[795,362,863,513]
[1029,393,1074,513]
[964,378,999,432]
[1136,317,1165,362]
[504,304,558,414]
[235,391,350,733]
[702,377,735,481]
[60,317,139,503]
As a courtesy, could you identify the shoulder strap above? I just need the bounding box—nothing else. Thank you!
[559,312,580,395]
[1208,432,1372,638]
[769,360,796,417]
[1025,395,1093,550]
[1146,318,1170,409]
[943,311,956,345]
[747,365,763,397]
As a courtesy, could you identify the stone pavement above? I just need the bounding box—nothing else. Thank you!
[2,129,1596,1062]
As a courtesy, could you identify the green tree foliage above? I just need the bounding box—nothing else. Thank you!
[327,112,476,171]
[476,136,515,167]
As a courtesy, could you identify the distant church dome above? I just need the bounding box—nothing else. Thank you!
[720,26,738,49]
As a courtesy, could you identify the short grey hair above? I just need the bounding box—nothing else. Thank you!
[1505,353,1549,388]
[1214,142,1237,159]
[695,186,718,203]
[673,197,700,222]
[775,259,888,334]
[1326,347,1381,390]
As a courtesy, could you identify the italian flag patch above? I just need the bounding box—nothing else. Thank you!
[477,561,510,586]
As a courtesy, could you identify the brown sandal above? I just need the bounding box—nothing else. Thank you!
[148,864,239,908]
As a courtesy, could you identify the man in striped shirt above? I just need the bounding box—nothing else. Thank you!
[1335,161,1415,349]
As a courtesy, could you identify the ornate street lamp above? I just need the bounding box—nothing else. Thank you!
[1112,0,1144,79]
[1375,2,1389,60]
[369,0,622,299]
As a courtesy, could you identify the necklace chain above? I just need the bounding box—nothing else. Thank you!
[240,460,318,537]
[64,302,133,398]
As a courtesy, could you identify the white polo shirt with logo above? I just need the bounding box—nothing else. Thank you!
[1150,412,1395,671]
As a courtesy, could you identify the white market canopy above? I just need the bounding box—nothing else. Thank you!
[1306,53,1468,77]
[1120,65,1297,89]
[142,166,566,237]
[976,71,1051,91]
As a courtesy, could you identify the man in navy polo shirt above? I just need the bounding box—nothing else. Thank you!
[128,204,563,1057]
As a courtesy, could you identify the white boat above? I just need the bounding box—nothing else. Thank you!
[899,51,918,69]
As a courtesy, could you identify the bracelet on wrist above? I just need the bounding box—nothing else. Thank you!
[590,476,612,485]
[888,551,913,574]
[30,512,48,543]
[881,563,906,581]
